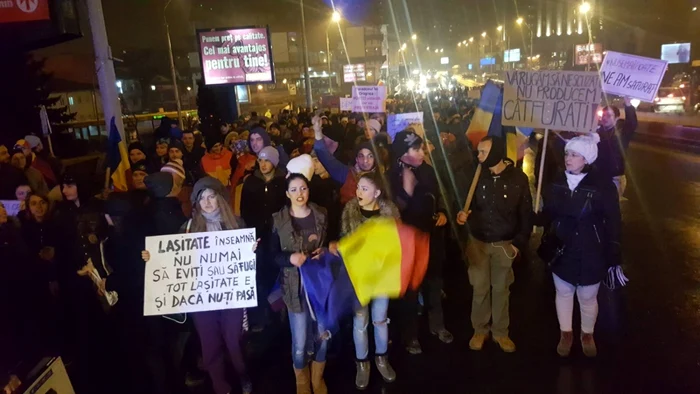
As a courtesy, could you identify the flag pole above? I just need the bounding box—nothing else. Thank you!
[462,164,482,214]
[534,128,549,214]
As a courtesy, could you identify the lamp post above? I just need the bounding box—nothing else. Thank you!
[517,17,534,60]
[325,10,341,95]
[300,0,313,108]
[164,0,183,128]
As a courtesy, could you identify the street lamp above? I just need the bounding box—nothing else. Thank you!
[469,37,474,43]
[481,31,487,38]
[411,33,417,41]
[326,10,341,94]
[283,78,288,84]
[257,84,263,91]
[497,25,503,32]
[458,42,462,47]
[401,42,407,51]
[516,17,534,59]
[516,17,524,25]
[186,86,191,91]
[579,2,591,14]
[150,85,156,91]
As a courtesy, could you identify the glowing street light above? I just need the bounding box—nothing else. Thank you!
[440,48,444,53]
[426,46,430,51]
[282,78,288,84]
[462,40,467,45]
[150,85,156,91]
[516,17,524,25]
[434,49,439,53]
[401,42,407,51]
[481,31,487,38]
[257,84,263,90]
[579,2,591,14]
[458,42,462,47]
[331,10,341,23]
[411,33,417,40]
[469,37,474,42]
[497,25,503,32]
[186,86,191,91]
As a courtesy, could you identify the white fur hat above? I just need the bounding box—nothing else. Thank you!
[565,133,601,164]
[286,154,314,182]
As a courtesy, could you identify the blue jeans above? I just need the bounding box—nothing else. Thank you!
[288,302,329,369]
[353,297,390,360]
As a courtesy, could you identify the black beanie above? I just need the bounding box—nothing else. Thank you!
[205,132,224,151]
[128,142,145,155]
[131,160,149,174]
[144,171,174,198]
[392,130,423,158]
[168,139,185,154]
[481,136,506,168]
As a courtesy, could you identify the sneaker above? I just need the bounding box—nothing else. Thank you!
[405,339,423,355]
[469,333,489,351]
[430,328,454,344]
[557,331,573,357]
[581,333,597,357]
[493,336,516,353]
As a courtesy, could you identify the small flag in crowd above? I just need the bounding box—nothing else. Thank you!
[466,80,501,149]
[108,117,131,191]
[300,218,430,333]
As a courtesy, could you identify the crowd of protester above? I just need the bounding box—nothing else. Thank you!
[0,89,634,393]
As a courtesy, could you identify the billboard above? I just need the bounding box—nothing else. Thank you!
[504,48,521,63]
[440,57,450,65]
[0,0,50,23]
[197,26,275,86]
[661,43,691,64]
[343,64,366,83]
[480,57,496,66]
[574,43,603,65]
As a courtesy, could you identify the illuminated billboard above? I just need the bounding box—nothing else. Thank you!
[574,43,603,65]
[504,48,521,63]
[343,64,366,83]
[197,26,275,85]
[480,57,496,66]
[661,43,691,64]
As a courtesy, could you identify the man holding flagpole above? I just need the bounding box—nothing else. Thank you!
[457,135,532,353]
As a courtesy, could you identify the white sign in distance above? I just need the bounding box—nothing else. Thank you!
[143,228,258,316]
[340,97,353,111]
[502,70,601,133]
[352,86,387,113]
[599,51,667,103]
[387,112,424,139]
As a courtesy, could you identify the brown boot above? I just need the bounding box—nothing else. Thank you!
[294,366,312,394]
[581,333,597,357]
[311,361,328,394]
[557,331,574,357]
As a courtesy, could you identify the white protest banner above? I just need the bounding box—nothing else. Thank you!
[387,112,424,139]
[600,51,667,102]
[0,200,21,216]
[143,228,257,316]
[340,97,353,111]
[352,86,387,113]
[22,357,75,394]
[502,70,601,133]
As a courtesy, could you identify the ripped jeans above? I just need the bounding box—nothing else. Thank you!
[353,297,390,360]
[288,301,329,369]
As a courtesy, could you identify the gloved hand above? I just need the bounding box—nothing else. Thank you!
[604,265,629,289]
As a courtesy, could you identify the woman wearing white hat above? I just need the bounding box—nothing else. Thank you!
[537,133,623,358]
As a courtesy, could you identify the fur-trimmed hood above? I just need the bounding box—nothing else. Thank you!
[340,197,400,237]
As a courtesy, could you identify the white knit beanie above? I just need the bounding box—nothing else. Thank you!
[286,154,314,182]
[565,133,601,164]
[161,159,186,180]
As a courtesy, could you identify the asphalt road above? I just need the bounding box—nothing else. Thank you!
[189,138,700,394]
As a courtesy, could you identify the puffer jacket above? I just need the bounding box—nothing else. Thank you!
[340,198,400,237]
[270,203,327,313]
[541,169,621,286]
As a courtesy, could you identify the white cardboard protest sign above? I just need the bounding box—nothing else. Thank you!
[600,51,667,103]
[352,86,387,113]
[387,112,424,139]
[0,200,21,216]
[143,228,257,316]
[22,357,75,394]
[502,70,601,133]
[340,97,353,111]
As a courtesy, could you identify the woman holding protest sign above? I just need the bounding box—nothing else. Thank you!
[269,155,330,394]
[143,176,258,394]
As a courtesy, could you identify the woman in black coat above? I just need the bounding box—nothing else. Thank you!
[539,133,621,358]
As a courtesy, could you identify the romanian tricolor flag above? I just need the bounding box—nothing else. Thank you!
[466,80,503,149]
[300,218,430,333]
[108,117,131,191]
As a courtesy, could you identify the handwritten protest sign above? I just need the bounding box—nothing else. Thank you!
[143,228,257,316]
[502,70,601,133]
[340,97,353,111]
[387,112,424,139]
[352,86,387,113]
[0,200,21,216]
[600,51,667,102]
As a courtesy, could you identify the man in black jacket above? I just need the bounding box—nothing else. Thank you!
[596,97,637,199]
[456,136,532,353]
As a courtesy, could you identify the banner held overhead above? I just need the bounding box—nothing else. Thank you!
[502,70,601,133]
[600,51,667,102]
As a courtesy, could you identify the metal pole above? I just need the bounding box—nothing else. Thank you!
[164,2,184,129]
[85,0,125,139]
[300,0,313,108]
[326,27,333,95]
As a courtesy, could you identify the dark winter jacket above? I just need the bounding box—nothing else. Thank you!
[541,170,621,286]
[240,168,288,257]
[270,203,328,313]
[467,160,532,249]
[147,197,187,236]
[19,216,59,286]
[389,160,446,233]
[596,105,637,179]
[340,198,400,237]
[54,198,108,278]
